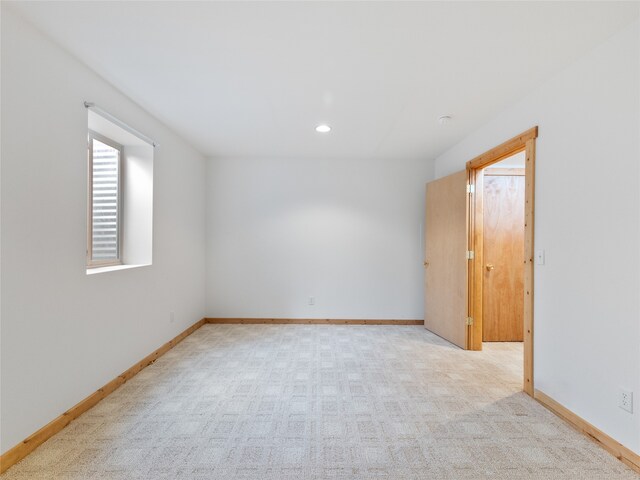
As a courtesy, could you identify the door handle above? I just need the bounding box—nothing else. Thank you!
[485,264,494,271]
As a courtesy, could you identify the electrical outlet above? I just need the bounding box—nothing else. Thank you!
[619,389,633,413]
[308,297,315,306]
[170,311,175,323]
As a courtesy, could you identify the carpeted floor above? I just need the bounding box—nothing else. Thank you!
[2,324,638,479]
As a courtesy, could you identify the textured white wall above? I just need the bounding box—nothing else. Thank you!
[435,21,640,454]
[206,156,434,320]
[0,10,207,452]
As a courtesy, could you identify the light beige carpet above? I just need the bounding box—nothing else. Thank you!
[2,325,638,479]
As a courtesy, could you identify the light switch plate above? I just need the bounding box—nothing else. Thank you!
[535,250,545,265]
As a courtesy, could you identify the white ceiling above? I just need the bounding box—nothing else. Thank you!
[7,1,639,160]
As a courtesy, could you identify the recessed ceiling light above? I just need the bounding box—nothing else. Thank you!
[315,124,331,133]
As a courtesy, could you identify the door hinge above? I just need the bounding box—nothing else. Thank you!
[465,317,474,326]
[466,250,475,260]
[466,184,475,194]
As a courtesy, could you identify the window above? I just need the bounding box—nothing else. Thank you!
[86,106,154,274]
[87,131,123,267]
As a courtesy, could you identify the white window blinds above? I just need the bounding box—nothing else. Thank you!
[89,134,122,264]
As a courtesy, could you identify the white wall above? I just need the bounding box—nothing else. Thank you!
[206,156,434,319]
[435,21,640,454]
[0,10,207,452]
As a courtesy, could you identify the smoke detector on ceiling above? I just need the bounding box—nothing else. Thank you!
[438,115,453,125]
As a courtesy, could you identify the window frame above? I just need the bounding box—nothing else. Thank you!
[87,130,124,268]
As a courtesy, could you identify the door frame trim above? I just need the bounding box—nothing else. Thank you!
[466,126,538,396]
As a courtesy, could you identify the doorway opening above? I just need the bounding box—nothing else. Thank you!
[466,127,537,396]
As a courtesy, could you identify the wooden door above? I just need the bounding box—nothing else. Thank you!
[482,170,525,341]
[424,170,469,349]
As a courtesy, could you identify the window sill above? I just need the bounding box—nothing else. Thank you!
[86,264,151,275]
